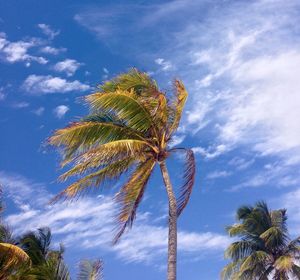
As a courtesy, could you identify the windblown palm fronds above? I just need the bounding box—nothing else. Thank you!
[49,68,195,242]
[49,68,195,280]
[222,201,300,280]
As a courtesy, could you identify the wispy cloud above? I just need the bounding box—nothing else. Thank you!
[53,105,69,119]
[22,75,90,94]
[32,106,45,116]
[37,23,60,40]
[1,171,229,264]
[155,58,173,72]
[207,171,232,180]
[0,87,6,101]
[11,101,30,109]
[74,0,300,165]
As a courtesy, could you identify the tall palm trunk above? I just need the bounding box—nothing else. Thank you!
[160,161,177,280]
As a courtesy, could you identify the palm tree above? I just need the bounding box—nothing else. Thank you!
[0,187,31,278]
[49,68,196,280]
[78,260,103,280]
[20,227,71,280]
[222,201,300,280]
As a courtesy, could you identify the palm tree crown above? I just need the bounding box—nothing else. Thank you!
[222,201,300,280]
[49,68,195,243]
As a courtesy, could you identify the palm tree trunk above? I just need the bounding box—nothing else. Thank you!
[160,160,177,280]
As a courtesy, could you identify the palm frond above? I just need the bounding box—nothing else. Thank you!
[61,138,154,168]
[100,68,158,94]
[172,148,196,217]
[226,224,246,237]
[49,122,144,149]
[113,158,156,243]
[86,90,155,133]
[52,157,137,202]
[0,243,31,270]
[225,241,255,261]
[221,262,240,280]
[274,255,293,272]
[20,227,51,266]
[167,80,188,138]
[78,259,103,280]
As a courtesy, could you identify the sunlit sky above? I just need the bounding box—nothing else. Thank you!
[1,0,300,279]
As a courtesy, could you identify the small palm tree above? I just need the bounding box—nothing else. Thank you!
[0,187,31,278]
[49,69,196,280]
[78,260,103,280]
[222,201,300,280]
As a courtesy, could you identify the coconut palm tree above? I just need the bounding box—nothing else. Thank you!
[0,187,31,278]
[49,68,196,280]
[78,260,103,280]
[222,201,300,280]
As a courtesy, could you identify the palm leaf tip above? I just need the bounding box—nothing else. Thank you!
[113,158,155,244]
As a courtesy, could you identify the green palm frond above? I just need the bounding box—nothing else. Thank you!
[50,122,145,149]
[225,241,255,261]
[86,90,155,133]
[226,224,245,237]
[78,259,103,280]
[28,256,70,280]
[20,227,51,265]
[274,255,293,271]
[100,68,158,94]
[114,158,156,243]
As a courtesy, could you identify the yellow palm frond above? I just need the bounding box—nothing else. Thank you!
[52,157,138,202]
[113,158,156,243]
[59,153,149,182]
[0,243,31,271]
[167,80,188,138]
[60,138,155,167]
[275,255,293,271]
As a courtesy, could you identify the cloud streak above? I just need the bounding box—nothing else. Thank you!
[1,171,229,265]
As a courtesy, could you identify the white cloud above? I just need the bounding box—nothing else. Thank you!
[228,157,255,171]
[53,105,69,119]
[2,171,229,264]
[32,106,45,116]
[0,87,6,101]
[103,67,109,74]
[11,101,30,109]
[192,144,229,159]
[0,32,47,65]
[22,75,90,94]
[39,46,66,55]
[154,58,173,71]
[54,59,83,76]
[37,23,60,39]
[207,171,232,180]
[229,162,300,191]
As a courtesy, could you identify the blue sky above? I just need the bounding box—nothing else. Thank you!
[1,0,300,279]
